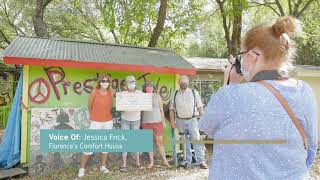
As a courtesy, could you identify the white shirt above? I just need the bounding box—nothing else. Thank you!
[170,88,203,118]
[121,90,143,121]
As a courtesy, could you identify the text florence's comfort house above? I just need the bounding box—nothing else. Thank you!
[2,36,196,175]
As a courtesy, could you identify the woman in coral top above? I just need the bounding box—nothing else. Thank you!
[78,74,113,178]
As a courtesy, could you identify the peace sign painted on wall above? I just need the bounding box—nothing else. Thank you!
[29,78,51,104]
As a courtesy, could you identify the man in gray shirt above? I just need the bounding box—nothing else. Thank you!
[169,75,208,169]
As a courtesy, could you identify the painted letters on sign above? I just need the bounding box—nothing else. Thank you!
[28,66,175,107]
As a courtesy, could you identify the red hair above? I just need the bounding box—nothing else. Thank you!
[243,16,301,64]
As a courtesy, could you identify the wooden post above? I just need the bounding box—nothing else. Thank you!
[21,65,29,163]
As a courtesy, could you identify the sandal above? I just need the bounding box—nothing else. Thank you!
[136,164,145,170]
[120,166,129,172]
[163,162,171,168]
[147,164,154,169]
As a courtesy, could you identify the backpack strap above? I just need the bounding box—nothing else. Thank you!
[191,89,197,118]
[257,80,309,150]
[173,90,179,118]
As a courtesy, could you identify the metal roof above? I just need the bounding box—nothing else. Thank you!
[2,36,195,75]
[186,57,320,73]
[295,65,320,71]
[185,57,228,72]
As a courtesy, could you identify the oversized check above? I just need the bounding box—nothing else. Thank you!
[116,93,152,111]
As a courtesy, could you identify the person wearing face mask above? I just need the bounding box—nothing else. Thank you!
[141,81,171,169]
[169,75,208,169]
[199,16,318,179]
[78,74,113,178]
[120,75,143,172]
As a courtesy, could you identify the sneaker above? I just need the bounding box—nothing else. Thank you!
[199,162,208,169]
[78,168,85,178]
[100,166,110,174]
[179,160,191,167]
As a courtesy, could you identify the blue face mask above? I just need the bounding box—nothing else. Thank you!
[127,83,136,90]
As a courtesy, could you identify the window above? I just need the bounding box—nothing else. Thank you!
[191,79,222,107]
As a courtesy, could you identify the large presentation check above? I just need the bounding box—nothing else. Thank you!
[116,93,152,111]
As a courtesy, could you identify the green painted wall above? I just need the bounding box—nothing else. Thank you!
[28,66,175,108]
[27,66,177,162]
[0,72,14,128]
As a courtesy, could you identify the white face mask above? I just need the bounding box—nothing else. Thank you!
[100,82,109,89]
[240,54,251,81]
[127,83,136,90]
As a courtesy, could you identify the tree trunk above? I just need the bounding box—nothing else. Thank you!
[217,0,244,55]
[216,0,231,54]
[230,15,242,55]
[148,0,167,47]
[33,0,52,37]
[230,1,243,55]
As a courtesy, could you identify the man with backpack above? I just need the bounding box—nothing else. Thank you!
[169,75,208,169]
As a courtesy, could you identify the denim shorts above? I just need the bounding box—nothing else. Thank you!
[121,119,141,130]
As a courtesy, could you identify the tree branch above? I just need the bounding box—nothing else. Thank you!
[296,0,315,17]
[33,0,52,37]
[111,30,119,44]
[0,28,11,44]
[251,1,281,16]
[288,0,292,15]
[274,0,285,16]
[73,3,106,42]
[292,0,303,16]
[0,1,26,35]
[148,0,167,47]
[216,0,231,52]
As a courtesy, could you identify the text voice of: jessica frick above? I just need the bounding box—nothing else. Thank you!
[48,133,128,141]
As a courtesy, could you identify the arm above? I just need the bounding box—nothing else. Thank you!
[169,100,176,128]
[199,87,230,138]
[194,90,204,116]
[303,83,318,168]
[221,55,244,85]
[158,95,166,128]
[169,110,175,128]
[87,89,96,113]
[198,107,204,117]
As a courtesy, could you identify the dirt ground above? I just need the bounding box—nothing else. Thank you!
[18,149,320,180]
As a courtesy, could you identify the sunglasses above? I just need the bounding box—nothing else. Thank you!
[237,51,260,60]
[228,50,260,74]
[101,80,110,83]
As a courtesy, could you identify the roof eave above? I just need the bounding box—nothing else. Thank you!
[3,56,196,75]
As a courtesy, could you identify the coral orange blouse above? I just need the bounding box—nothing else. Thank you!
[89,89,113,122]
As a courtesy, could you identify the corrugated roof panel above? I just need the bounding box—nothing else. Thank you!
[2,36,195,74]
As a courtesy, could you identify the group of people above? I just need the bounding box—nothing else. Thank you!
[78,74,207,178]
[77,15,318,179]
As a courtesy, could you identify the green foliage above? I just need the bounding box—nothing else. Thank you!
[0,0,319,66]
[47,0,109,42]
[0,0,34,49]
[96,0,206,52]
[295,3,320,65]
[185,0,320,66]
[97,0,157,45]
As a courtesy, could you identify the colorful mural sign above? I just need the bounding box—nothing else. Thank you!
[28,66,176,175]
[28,66,175,107]
[31,108,91,146]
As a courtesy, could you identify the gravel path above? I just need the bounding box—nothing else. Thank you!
[20,151,320,180]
